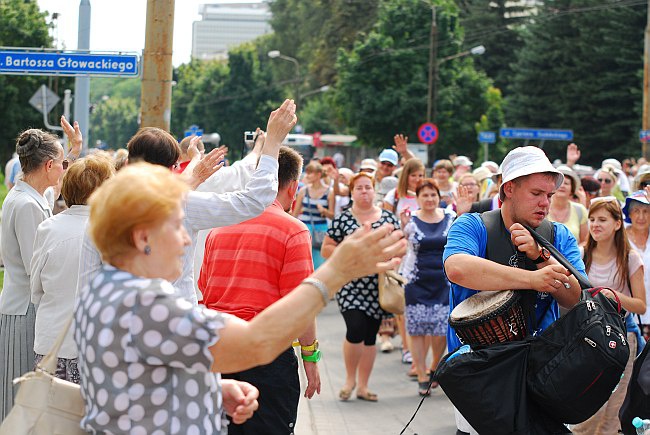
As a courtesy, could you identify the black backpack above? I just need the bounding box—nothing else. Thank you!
[524,224,629,424]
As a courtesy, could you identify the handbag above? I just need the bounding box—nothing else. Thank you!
[378,270,406,314]
[0,316,85,435]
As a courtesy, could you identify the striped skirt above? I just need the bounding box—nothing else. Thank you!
[0,303,36,422]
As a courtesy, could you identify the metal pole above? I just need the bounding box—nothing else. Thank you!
[63,89,72,148]
[141,0,175,130]
[41,86,63,132]
[73,0,90,151]
[641,0,650,159]
[484,142,488,162]
[426,5,436,123]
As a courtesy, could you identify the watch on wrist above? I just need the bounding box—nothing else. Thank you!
[301,349,321,363]
[533,247,551,264]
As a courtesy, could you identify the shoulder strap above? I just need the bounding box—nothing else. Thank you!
[573,201,584,223]
[470,198,493,214]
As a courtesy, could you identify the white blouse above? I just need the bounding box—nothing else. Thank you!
[628,237,650,324]
[31,205,89,358]
[0,180,51,315]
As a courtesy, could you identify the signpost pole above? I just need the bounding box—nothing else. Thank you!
[484,141,488,162]
[41,86,62,131]
[73,0,91,152]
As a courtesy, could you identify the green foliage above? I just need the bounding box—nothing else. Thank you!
[334,0,496,162]
[458,0,537,96]
[171,44,282,158]
[0,0,53,165]
[507,0,645,164]
[89,97,139,149]
[475,86,507,162]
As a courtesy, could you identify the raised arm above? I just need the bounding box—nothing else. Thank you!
[393,134,414,162]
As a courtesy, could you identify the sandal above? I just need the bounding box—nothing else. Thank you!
[338,384,355,401]
[418,381,431,397]
[356,391,378,402]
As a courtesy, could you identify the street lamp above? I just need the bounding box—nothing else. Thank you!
[300,85,330,100]
[268,50,301,107]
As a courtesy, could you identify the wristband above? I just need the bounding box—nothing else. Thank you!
[301,349,321,363]
[302,278,330,307]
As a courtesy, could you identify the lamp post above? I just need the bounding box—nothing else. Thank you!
[299,85,330,100]
[268,50,302,108]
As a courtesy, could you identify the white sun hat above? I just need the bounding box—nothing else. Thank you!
[499,146,563,201]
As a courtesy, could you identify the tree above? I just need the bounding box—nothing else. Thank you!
[506,0,645,164]
[458,0,538,96]
[89,97,139,149]
[335,0,497,161]
[0,0,54,164]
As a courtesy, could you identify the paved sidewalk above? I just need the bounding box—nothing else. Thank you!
[295,303,457,434]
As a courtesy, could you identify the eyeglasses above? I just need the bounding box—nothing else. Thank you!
[597,178,613,184]
[640,181,650,188]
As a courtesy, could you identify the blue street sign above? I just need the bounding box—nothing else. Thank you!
[184,125,203,137]
[0,49,139,77]
[640,130,650,141]
[478,131,496,143]
[499,128,573,141]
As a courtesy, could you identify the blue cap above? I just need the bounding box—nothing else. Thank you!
[378,149,398,166]
[623,190,650,223]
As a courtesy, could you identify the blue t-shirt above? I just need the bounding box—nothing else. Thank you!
[442,213,586,352]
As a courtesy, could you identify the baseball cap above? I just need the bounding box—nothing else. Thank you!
[453,156,473,167]
[378,149,399,166]
[623,190,650,223]
[360,159,378,172]
[481,161,499,173]
[499,146,563,201]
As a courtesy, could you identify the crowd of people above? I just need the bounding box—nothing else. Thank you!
[0,100,648,434]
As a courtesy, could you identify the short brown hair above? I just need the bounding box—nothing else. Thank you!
[179,136,205,156]
[62,154,115,207]
[305,161,323,176]
[415,178,440,196]
[349,172,374,191]
[434,159,454,174]
[127,127,180,168]
[88,162,189,264]
[278,146,303,189]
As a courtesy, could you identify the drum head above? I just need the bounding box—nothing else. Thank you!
[450,290,517,323]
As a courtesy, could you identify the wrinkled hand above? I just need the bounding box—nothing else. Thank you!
[566,143,580,165]
[529,264,571,293]
[265,99,297,147]
[303,361,321,399]
[222,380,259,424]
[60,115,82,158]
[330,224,406,282]
[254,128,265,148]
[510,223,539,260]
[187,136,201,161]
[192,146,226,184]
[452,185,472,216]
[392,134,408,155]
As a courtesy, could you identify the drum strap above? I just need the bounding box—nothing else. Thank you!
[480,209,555,334]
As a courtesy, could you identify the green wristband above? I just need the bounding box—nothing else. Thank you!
[301,349,322,363]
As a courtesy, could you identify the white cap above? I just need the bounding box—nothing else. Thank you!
[481,161,499,173]
[360,159,377,172]
[602,158,622,172]
[453,156,473,167]
[499,146,563,201]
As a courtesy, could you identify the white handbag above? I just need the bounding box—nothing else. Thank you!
[0,316,85,435]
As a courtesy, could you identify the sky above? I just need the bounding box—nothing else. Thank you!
[36,0,211,66]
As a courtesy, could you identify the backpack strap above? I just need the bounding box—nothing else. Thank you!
[470,198,493,214]
[480,210,555,334]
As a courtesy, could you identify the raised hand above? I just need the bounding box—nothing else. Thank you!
[60,115,82,159]
[566,143,580,166]
[452,185,473,216]
[392,134,408,155]
[186,136,201,161]
[264,99,298,157]
[187,146,226,188]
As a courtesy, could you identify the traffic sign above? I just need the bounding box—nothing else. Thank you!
[0,48,139,77]
[478,131,496,143]
[184,125,203,137]
[418,122,439,144]
[499,128,573,141]
[640,130,650,141]
[29,85,59,115]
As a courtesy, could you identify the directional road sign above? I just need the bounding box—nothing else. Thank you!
[478,131,496,143]
[184,125,204,137]
[500,128,573,141]
[640,130,650,141]
[418,122,439,144]
[0,48,139,77]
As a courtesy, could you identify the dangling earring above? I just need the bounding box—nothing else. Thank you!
[144,245,151,255]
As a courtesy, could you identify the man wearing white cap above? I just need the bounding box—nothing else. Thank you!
[452,156,473,182]
[443,146,585,434]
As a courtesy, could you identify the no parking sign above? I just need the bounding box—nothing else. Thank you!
[418,122,438,144]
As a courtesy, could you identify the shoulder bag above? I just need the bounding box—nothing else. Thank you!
[378,270,407,314]
[0,316,85,435]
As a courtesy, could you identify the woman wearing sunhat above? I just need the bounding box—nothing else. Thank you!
[548,165,588,245]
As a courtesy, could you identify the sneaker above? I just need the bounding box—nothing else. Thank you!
[401,350,412,364]
[380,340,394,353]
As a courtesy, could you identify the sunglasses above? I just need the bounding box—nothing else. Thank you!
[597,178,613,184]
[640,181,650,188]
[590,196,620,207]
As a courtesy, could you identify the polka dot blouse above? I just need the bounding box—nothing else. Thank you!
[74,265,227,434]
